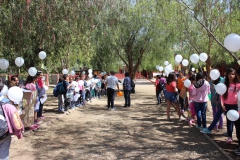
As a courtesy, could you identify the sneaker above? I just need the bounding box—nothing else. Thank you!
[201,128,212,134]
[39,116,45,120]
[111,107,116,111]
[28,125,37,130]
[188,120,193,125]
[226,137,232,144]
[58,110,65,113]
[196,126,203,130]
[218,126,223,129]
[234,146,240,155]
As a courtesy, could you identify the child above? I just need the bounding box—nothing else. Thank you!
[187,75,196,125]
[25,75,39,130]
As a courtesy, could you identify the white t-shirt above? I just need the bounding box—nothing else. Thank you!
[106,75,118,89]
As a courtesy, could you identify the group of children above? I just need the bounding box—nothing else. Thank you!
[156,67,240,155]
[55,74,107,113]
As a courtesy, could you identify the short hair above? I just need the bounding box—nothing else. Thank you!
[11,75,18,81]
[110,71,115,75]
[189,75,196,81]
[63,74,68,80]
[125,72,129,77]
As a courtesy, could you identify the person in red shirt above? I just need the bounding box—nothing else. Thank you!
[164,73,181,121]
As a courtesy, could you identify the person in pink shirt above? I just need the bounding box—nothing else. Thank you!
[221,68,240,145]
[192,72,210,130]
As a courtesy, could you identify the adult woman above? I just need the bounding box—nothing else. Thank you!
[164,73,181,121]
[221,68,240,144]
[192,72,210,130]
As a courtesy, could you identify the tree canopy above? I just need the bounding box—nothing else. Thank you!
[0,0,239,75]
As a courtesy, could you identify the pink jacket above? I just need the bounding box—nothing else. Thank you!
[2,104,24,139]
[192,80,210,103]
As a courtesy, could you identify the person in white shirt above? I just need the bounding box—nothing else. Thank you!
[105,71,120,110]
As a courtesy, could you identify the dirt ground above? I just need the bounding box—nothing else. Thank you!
[9,84,229,160]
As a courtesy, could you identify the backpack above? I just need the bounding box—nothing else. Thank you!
[158,80,164,91]
[131,79,135,88]
[57,82,66,94]
[0,101,10,140]
[53,87,58,97]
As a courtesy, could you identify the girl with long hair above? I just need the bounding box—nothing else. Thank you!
[221,68,240,146]
[164,73,181,121]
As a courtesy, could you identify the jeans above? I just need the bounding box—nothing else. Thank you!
[107,88,115,108]
[156,90,161,104]
[85,89,92,100]
[37,97,44,118]
[0,135,11,160]
[194,102,207,128]
[124,90,131,107]
[58,94,64,111]
[208,105,223,130]
[225,104,239,138]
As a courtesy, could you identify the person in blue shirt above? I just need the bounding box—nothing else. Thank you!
[123,72,132,107]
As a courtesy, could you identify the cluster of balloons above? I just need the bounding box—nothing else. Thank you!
[224,33,240,52]
[174,53,208,67]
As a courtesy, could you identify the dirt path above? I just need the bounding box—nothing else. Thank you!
[10,84,227,160]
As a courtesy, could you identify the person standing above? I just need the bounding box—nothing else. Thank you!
[105,71,120,110]
[123,72,132,107]
[36,71,46,119]
[177,70,187,113]
[220,68,240,145]
[155,75,162,105]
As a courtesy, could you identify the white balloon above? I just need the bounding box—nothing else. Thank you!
[71,81,77,87]
[199,53,208,62]
[175,54,183,63]
[224,33,240,52]
[210,69,220,81]
[7,86,23,103]
[15,57,24,67]
[164,61,169,66]
[159,66,163,71]
[0,59,9,70]
[182,59,189,66]
[156,65,159,70]
[62,69,68,74]
[82,71,86,75]
[163,73,166,76]
[164,66,171,73]
[75,87,80,92]
[39,51,46,60]
[184,79,191,88]
[237,91,240,101]
[70,70,75,76]
[227,110,239,121]
[88,73,93,78]
[1,85,8,95]
[43,85,48,91]
[190,54,199,64]
[28,67,37,76]
[88,69,93,73]
[192,68,195,71]
[215,83,227,95]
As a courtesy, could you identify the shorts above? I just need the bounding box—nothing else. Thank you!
[164,91,178,103]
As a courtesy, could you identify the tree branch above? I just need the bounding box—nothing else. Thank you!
[179,0,238,61]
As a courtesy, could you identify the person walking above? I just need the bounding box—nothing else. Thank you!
[192,72,210,130]
[105,71,120,110]
[155,75,162,105]
[177,70,187,113]
[123,72,132,107]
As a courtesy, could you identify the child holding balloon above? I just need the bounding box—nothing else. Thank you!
[220,68,240,147]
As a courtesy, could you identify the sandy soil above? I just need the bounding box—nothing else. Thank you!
[9,84,228,160]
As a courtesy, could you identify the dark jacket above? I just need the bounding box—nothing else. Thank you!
[123,77,132,91]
